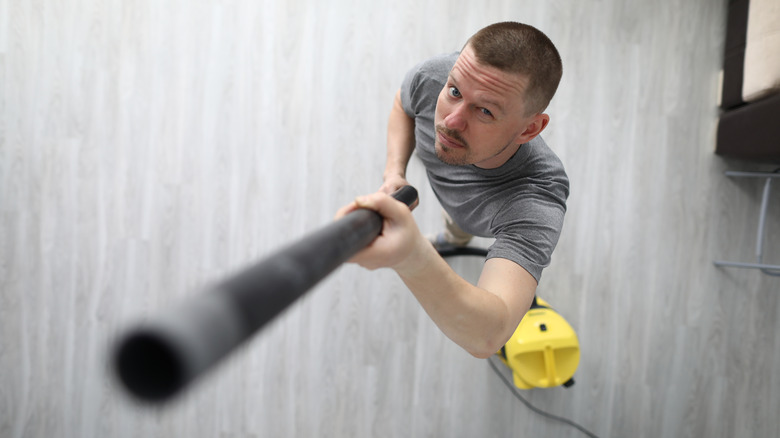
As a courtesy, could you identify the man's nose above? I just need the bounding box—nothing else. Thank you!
[444,105,467,131]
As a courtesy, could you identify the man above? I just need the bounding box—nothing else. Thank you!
[336,22,568,359]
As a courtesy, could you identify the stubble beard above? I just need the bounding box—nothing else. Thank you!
[435,125,470,166]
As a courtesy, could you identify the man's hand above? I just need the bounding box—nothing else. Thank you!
[379,175,419,210]
[335,191,426,272]
[379,174,409,195]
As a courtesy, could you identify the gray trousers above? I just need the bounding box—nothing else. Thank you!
[442,209,473,247]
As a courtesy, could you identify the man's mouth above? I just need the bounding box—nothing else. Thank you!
[436,128,467,149]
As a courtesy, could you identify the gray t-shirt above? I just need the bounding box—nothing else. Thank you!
[400,52,569,282]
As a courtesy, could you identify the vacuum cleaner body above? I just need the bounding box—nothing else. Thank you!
[498,297,580,389]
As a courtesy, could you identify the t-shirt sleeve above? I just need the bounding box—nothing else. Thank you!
[400,53,457,119]
[400,64,422,118]
[486,166,569,283]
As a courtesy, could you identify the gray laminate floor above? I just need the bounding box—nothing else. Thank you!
[2,1,778,437]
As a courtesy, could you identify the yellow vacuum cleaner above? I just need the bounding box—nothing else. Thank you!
[497,296,580,389]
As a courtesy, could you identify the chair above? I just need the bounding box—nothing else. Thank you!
[713,170,780,277]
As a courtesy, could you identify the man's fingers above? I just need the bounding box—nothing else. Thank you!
[354,192,407,220]
[336,191,412,225]
[379,175,410,196]
[378,184,396,195]
[334,201,359,220]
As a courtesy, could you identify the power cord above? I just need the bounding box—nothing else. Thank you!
[487,355,600,438]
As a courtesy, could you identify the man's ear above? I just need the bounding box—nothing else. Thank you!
[514,113,550,144]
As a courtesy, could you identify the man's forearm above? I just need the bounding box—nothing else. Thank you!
[393,237,534,359]
[339,192,536,359]
[384,89,416,182]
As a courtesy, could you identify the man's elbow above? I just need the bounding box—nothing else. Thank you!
[465,318,522,358]
[468,349,497,360]
[466,337,509,359]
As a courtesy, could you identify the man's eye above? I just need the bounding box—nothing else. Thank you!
[480,108,493,117]
[448,86,461,98]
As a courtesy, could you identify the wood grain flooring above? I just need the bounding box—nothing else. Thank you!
[2,0,778,437]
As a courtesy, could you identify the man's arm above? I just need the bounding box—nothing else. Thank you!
[336,192,537,358]
[380,89,416,195]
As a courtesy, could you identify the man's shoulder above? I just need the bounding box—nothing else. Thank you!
[520,137,566,175]
[402,52,459,117]
[420,52,459,74]
[408,52,459,83]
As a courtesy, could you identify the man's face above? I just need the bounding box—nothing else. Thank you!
[434,45,534,169]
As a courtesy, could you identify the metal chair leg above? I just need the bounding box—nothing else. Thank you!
[713,170,780,277]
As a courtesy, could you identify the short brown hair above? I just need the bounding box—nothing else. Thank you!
[467,22,562,115]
